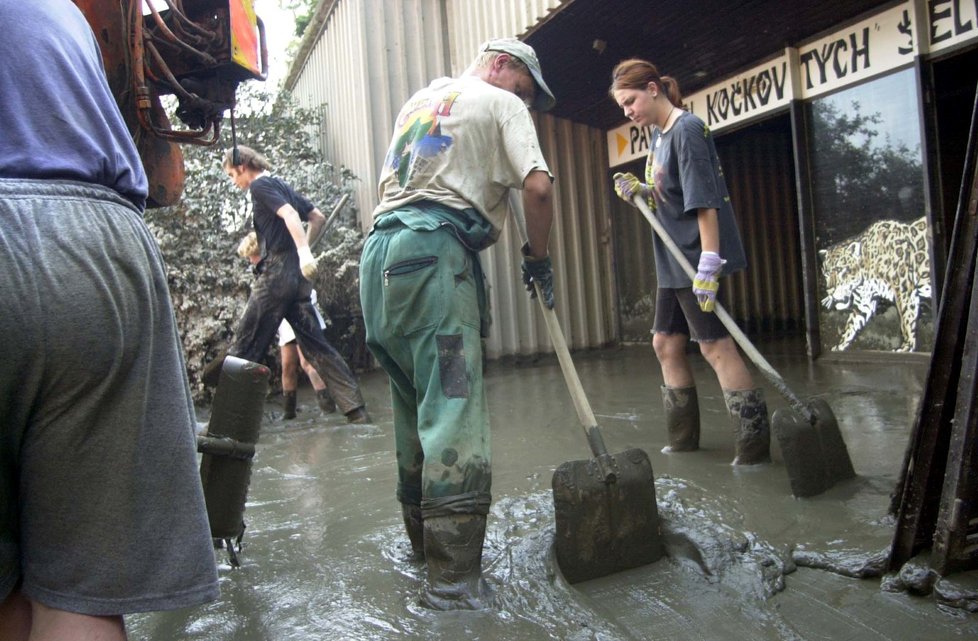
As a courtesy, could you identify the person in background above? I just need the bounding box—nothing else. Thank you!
[0,1,219,639]
[360,37,556,610]
[609,58,770,466]
[237,231,337,419]
[223,146,370,424]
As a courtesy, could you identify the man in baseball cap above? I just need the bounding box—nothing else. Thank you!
[362,34,558,610]
[479,37,556,111]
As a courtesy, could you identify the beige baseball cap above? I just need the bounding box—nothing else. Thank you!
[480,37,556,111]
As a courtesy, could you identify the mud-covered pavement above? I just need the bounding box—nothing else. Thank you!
[130,341,978,640]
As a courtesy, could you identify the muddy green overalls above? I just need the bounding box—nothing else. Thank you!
[360,203,493,519]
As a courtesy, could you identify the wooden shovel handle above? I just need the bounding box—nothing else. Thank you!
[310,193,350,256]
[533,283,610,458]
[508,193,611,460]
[631,196,815,423]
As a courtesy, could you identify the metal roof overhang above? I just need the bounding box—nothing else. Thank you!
[523,0,895,130]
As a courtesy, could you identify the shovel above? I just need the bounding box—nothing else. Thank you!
[510,194,664,584]
[630,195,854,497]
[309,193,350,254]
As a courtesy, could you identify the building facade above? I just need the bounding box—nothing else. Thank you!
[285,0,978,360]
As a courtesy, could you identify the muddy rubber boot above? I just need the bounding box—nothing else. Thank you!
[421,514,490,610]
[316,388,337,413]
[201,349,228,388]
[661,385,700,453]
[401,503,425,561]
[345,406,371,424]
[723,388,771,465]
[282,391,297,420]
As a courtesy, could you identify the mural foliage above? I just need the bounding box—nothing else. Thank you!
[808,69,934,353]
[144,85,366,402]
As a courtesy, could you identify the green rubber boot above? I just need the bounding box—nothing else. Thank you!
[420,514,490,610]
[661,385,700,453]
[401,503,425,561]
[282,391,297,420]
[723,388,771,465]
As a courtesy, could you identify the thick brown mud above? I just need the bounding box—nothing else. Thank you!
[130,341,978,639]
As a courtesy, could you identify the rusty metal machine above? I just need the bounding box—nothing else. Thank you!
[73,0,267,207]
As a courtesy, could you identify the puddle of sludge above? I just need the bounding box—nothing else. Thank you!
[129,343,978,640]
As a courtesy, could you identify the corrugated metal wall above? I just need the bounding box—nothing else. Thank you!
[482,113,618,358]
[289,0,453,228]
[287,0,617,358]
[441,0,616,357]
[445,0,565,72]
[719,118,804,335]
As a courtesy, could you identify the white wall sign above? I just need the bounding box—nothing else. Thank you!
[606,122,655,169]
[606,1,978,168]
[606,56,792,168]
[685,56,791,131]
[927,0,978,54]
[797,3,915,99]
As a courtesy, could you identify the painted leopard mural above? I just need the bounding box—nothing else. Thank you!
[819,217,930,352]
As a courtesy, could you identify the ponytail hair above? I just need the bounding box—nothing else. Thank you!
[609,59,682,108]
[223,145,272,172]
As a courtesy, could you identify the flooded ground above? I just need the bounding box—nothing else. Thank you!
[130,340,978,640]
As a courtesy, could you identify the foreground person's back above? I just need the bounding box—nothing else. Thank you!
[0,1,219,638]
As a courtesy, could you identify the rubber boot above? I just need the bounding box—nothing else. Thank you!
[401,503,425,561]
[661,385,700,453]
[723,388,771,465]
[345,406,371,424]
[316,388,337,413]
[201,349,228,388]
[282,391,297,420]
[421,514,490,610]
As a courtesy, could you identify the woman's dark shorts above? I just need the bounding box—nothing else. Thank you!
[652,287,730,342]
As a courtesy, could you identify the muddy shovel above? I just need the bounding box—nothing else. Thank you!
[510,194,664,584]
[630,195,854,497]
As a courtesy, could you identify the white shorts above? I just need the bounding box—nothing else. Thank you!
[278,288,326,346]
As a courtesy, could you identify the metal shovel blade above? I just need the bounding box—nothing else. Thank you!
[552,447,664,584]
[773,398,856,497]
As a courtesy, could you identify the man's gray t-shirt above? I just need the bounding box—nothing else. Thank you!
[645,112,747,288]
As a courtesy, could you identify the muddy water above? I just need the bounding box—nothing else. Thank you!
[129,342,978,640]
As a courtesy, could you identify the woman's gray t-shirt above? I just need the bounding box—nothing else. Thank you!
[644,112,747,288]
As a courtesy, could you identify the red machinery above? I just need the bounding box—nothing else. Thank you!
[73,0,267,207]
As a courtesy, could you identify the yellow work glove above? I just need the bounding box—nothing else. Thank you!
[612,172,652,207]
[692,251,726,312]
[297,246,319,281]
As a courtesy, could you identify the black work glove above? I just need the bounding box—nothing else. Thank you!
[520,243,555,309]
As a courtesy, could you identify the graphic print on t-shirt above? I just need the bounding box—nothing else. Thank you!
[385,91,461,186]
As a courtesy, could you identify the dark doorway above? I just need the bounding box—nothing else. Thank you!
[932,46,978,256]
[718,115,804,335]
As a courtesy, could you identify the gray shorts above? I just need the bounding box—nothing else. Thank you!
[652,287,730,342]
[0,179,218,615]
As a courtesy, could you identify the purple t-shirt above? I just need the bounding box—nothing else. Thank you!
[0,0,148,210]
